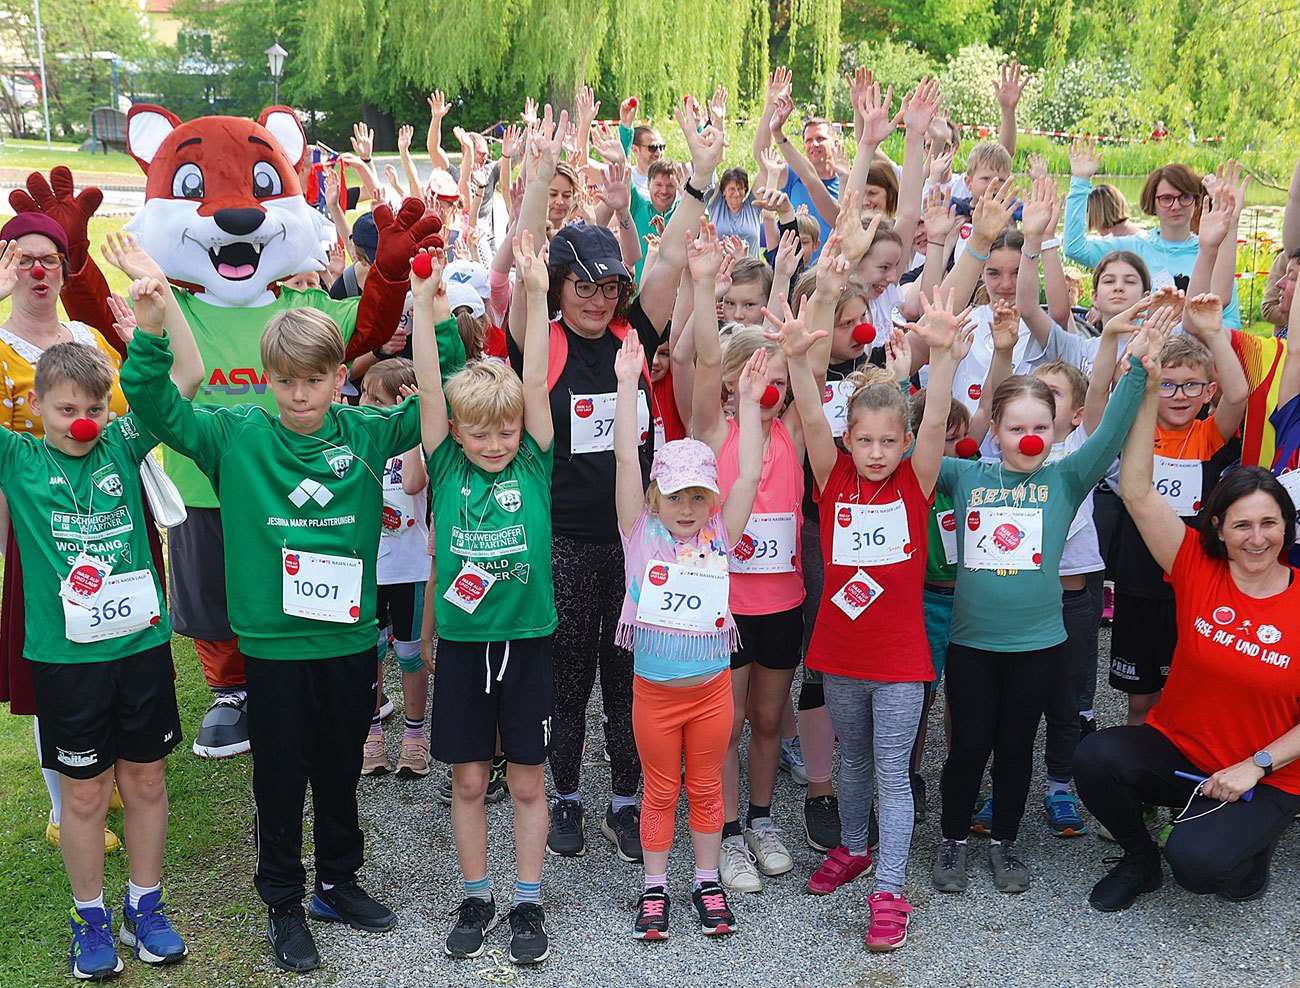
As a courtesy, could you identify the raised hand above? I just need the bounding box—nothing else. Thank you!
[452,125,474,153]
[1105,293,1153,338]
[323,163,341,209]
[325,241,346,284]
[1026,152,1048,181]
[708,86,728,130]
[0,240,21,301]
[127,276,168,334]
[753,187,791,215]
[8,167,103,268]
[599,160,632,214]
[374,197,446,280]
[774,229,804,280]
[901,77,943,137]
[914,287,975,354]
[500,123,522,160]
[835,190,882,261]
[675,98,726,179]
[590,122,626,165]
[766,66,793,106]
[761,294,826,358]
[614,329,644,383]
[574,85,600,128]
[845,66,872,114]
[857,82,905,147]
[758,145,784,177]
[1068,137,1101,180]
[769,94,795,135]
[427,90,450,122]
[687,219,724,283]
[884,327,912,381]
[106,290,139,343]
[1181,293,1226,342]
[619,96,639,128]
[737,346,771,405]
[397,124,413,153]
[989,299,1020,352]
[713,252,735,299]
[1148,285,1186,324]
[525,104,567,180]
[813,237,851,297]
[1021,175,1058,239]
[409,246,447,299]
[512,230,550,295]
[993,61,1029,110]
[522,96,539,126]
[101,230,165,281]
[1126,302,1179,369]
[922,186,958,242]
[351,122,374,161]
[1196,184,1236,248]
[971,178,1021,243]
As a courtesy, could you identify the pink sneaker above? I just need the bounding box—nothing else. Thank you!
[865,891,913,951]
[806,845,872,895]
[1102,582,1115,624]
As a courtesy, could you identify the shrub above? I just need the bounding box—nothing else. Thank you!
[833,40,938,121]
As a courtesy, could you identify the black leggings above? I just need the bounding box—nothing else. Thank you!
[548,534,641,799]
[940,641,1062,841]
[1075,725,1300,894]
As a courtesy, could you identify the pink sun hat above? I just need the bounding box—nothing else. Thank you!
[650,438,720,495]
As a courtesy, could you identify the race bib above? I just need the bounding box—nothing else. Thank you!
[963,506,1043,571]
[1153,455,1203,515]
[59,552,113,607]
[936,509,959,565]
[381,490,419,538]
[63,570,159,643]
[731,512,798,574]
[282,549,363,623]
[443,561,497,614]
[570,391,650,455]
[653,416,667,452]
[1278,470,1300,516]
[821,379,855,437]
[830,568,885,620]
[831,500,912,567]
[635,559,729,633]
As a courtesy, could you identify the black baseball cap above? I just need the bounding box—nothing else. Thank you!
[351,212,379,262]
[549,224,629,282]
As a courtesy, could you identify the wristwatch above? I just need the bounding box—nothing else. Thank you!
[1253,750,1275,777]
[683,179,712,203]
[1040,237,1061,252]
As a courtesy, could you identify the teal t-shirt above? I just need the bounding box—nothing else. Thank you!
[937,358,1147,651]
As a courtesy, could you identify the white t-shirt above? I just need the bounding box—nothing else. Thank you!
[949,305,1049,413]
[377,453,432,585]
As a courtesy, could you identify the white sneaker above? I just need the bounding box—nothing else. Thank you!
[719,835,763,893]
[744,818,794,876]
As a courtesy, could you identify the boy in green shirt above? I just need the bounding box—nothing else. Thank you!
[120,294,464,975]
[412,235,556,966]
[2,275,193,981]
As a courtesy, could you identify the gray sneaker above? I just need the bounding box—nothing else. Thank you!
[932,839,969,893]
[990,840,1030,893]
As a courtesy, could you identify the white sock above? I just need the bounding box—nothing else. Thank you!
[128,881,159,910]
[73,894,105,914]
[322,882,334,891]
[35,719,62,824]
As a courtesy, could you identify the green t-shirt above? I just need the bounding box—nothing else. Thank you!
[924,491,958,583]
[121,330,422,661]
[936,357,1147,652]
[629,187,677,281]
[0,414,171,664]
[427,431,557,642]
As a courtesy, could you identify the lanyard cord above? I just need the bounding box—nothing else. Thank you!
[41,439,94,520]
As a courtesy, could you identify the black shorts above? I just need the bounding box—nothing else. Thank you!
[32,643,181,779]
[376,581,420,641]
[731,607,804,671]
[167,506,233,640]
[1109,594,1178,694]
[431,636,554,765]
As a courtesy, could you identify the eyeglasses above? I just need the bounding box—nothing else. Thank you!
[17,253,64,270]
[569,278,623,299]
[1158,380,1208,398]
[1154,192,1197,209]
[640,143,666,153]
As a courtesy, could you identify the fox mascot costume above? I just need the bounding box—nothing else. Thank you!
[9,104,459,757]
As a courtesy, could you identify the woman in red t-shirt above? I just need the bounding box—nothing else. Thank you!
[1077,341,1300,912]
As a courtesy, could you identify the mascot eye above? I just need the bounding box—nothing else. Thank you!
[171,163,204,199]
[252,161,283,199]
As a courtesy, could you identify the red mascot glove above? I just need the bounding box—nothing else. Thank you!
[9,167,103,272]
[372,197,444,283]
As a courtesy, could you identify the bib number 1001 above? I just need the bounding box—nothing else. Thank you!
[290,580,341,600]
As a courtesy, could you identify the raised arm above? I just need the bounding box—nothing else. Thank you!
[993,61,1028,157]
[1182,292,1248,440]
[767,294,836,490]
[772,96,840,227]
[513,230,554,449]
[910,288,974,495]
[614,333,649,537]
[752,68,792,168]
[1279,280,1300,410]
[509,106,567,346]
[845,82,903,200]
[424,92,452,172]
[1082,295,1150,435]
[395,125,422,199]
[938,178,1021,314]
[893,78,941,255]
[1017,175,1059,349]
[722,348,769,540]
[1118,341,1184,573]
[970,301,1019,441]
[1062,139,1108,268]
[410,248,453,454]
[687,221,729,452]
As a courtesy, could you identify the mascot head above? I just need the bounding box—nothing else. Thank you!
[123,105,328,307]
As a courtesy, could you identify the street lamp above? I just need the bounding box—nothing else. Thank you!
[265,42,288,105]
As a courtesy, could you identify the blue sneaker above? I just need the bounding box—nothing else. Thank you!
[970,795,993,835]
[779,737,809,786]
[1043,793,1087,838]
[120,889,187,965]
[69,905,124,981]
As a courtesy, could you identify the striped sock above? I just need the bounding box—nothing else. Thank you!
[368,713,382,736]
[404,717,424,740]
[694,867,719,890]
[644,872,668,892]
[512,879,542,906]
[463,875,492,902]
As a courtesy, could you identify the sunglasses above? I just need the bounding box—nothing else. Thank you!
[18,252,65,270]
[640,143,667,153]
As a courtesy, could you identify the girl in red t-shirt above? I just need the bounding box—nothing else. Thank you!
[772,282,973,952]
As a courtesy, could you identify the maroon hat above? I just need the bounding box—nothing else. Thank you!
[0,212,69,254]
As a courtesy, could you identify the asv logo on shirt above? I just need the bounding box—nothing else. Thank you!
[288,478,333,508]
[92,464,123,497]
[203,367,269,396]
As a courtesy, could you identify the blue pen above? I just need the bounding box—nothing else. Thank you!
[1174,770,1254,802]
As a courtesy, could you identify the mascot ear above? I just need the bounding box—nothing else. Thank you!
[127,104,183,171]
[258,107,307,171]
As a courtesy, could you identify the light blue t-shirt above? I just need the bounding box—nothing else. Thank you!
[782,171,840,261]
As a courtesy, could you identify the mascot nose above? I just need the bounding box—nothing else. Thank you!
[213,208,266,236]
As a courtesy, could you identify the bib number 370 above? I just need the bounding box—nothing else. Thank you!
[282,549,363,624]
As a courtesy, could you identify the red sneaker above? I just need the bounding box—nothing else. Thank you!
[865,891,913,952]
[806,845,872,895]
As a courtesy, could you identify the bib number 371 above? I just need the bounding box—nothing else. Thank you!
[282,549,363,624]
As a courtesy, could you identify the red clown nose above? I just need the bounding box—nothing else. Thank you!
[30,265,46,281]
[851,322,876,345]
[760,385,781,408]
[68,419,100,443]
[1018,434,1046,456]
[411,253,434,279]
[955,438,980,460]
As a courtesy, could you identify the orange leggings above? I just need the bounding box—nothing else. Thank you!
[632,671,733,853]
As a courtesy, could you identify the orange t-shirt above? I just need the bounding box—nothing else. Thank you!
[1153,414,1226,462]
[1148,528,1300,795]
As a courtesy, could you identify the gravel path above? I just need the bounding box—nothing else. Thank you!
[248,627,1299,987]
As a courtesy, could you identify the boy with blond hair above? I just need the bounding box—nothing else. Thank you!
[412,236,556,967]
[120,295,465,974]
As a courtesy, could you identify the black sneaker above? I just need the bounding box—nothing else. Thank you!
[507,902,549,964]
[633,887,670,940]
[436,764,454,806]
[192,691,249,759]
[868,805,880,851]
[911,773,927,825]
[486,756,509,804]
[445,896,499,958]
[307,881,397,932]
[804,794,841,852]
[600,804,644,863]
[691,882,736,936]
[1089,851,1162,912]
[547,798,586,856]
[1079,715,1097,741]
[267,905,319,973]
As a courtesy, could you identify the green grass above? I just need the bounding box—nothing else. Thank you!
[1,141,142,177]
[0,636,279,987]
